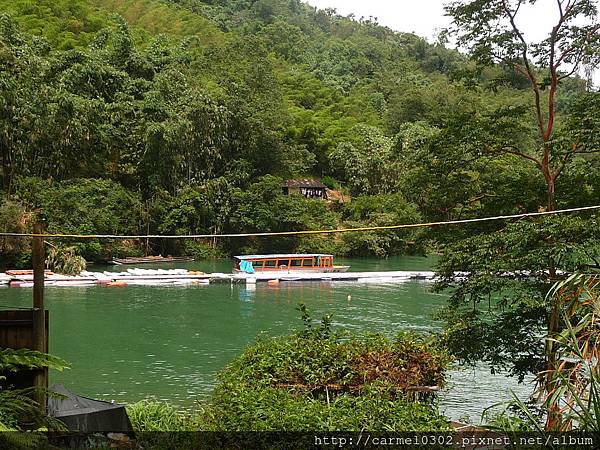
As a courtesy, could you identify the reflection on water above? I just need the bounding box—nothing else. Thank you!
[0,257,533,423]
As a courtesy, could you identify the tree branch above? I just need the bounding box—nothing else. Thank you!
[545,0,574,142]
[502,146,542,168]
[554,14,599,76]
[501,0,546,138]
[557,63,582,81]
[556,0,564,17]
[552,141,579,182]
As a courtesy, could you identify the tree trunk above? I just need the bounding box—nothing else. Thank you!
[542,156,561,430]
[541,147,557,213]
[546,177,557,213]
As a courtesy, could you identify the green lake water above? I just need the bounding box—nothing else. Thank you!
[0,256,534,424]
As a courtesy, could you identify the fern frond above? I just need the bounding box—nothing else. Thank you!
[0,348,69,372]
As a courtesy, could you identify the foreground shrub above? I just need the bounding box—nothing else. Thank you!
[487,274,600,432]
[127,401,203,450]
[200,305,451,431]
[0,348,69,449]
[203,382,449,432]
[126,401,189,432]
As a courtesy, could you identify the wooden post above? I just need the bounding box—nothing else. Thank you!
[32,222,47,410]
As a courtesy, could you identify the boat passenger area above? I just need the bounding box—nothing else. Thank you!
[234,254,350,273]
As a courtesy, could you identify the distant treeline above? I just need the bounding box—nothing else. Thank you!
[0,0,598,267]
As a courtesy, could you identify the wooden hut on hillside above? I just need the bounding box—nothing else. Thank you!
[282,179,328,199]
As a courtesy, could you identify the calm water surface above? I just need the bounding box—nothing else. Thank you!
[0,257,534,424]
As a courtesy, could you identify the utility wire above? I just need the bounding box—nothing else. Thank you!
[0,205,598,240]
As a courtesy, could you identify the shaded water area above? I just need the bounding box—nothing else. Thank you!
[0,257,534,424]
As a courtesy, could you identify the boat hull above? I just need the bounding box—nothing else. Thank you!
[234,266,350,274]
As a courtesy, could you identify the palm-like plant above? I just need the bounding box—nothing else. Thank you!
[541,274,600,431]
[0,347,69,431]
[486,274,599,432]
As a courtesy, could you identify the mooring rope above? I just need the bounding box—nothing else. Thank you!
[0,205,599,240]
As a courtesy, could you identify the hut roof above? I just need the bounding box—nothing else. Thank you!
[283,178,327,188]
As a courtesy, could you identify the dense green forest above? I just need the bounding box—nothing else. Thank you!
[0,0,598,265]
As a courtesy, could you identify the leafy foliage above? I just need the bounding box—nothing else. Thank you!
[437,214,600,380]
[0,348,69,374]
[341,194,424,257]
[45,246,87,275]
[127,401,189,431]
[0,0,599,437]
[200,305,451,431]
[0,0,596,264]
[0,198,32,269]
[433,5,600,429]
[0,348,69,432]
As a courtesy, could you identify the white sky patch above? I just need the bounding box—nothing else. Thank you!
[303,0,600,86]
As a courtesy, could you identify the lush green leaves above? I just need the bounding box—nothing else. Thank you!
[0,348,69,373]
[0,348,70,433]
[436,214,600,380]
[201,307,451,431]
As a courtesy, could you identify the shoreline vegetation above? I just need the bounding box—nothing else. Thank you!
[2,307,453,442]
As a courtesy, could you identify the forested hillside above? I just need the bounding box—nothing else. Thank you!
[0,0,599,266]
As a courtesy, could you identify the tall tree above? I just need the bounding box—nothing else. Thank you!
[444,0,600,429]
[446,0,600,211]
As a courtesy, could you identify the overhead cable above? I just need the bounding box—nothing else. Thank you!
[0,205,598,240]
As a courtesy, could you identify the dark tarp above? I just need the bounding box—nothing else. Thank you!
[48,384,133,433]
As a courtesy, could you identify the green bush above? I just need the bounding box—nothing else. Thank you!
[182,240,226,259]
[45,246,87,275]
[340,194,424,257]
[203,382,449,432]
[200,306,451,431]
[0,348,69,433]
[321,176,338,190]
[126,401,189,431]
[126,401,200,450]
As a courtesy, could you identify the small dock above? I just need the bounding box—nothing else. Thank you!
[224,271,437,283]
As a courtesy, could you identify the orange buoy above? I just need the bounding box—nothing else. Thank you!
[107,281,128,287]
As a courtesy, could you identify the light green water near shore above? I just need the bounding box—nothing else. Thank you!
[0,257,533,424]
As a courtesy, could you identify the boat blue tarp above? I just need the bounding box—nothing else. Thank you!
[239,260,255,274]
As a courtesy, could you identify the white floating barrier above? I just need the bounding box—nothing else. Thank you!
[232,271,439,283]
[1,268,445,288]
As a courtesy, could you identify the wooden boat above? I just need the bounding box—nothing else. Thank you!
[6,273,98,286]
[233,254,350,274]
[109,256,194,265]
[6,269,54,276]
